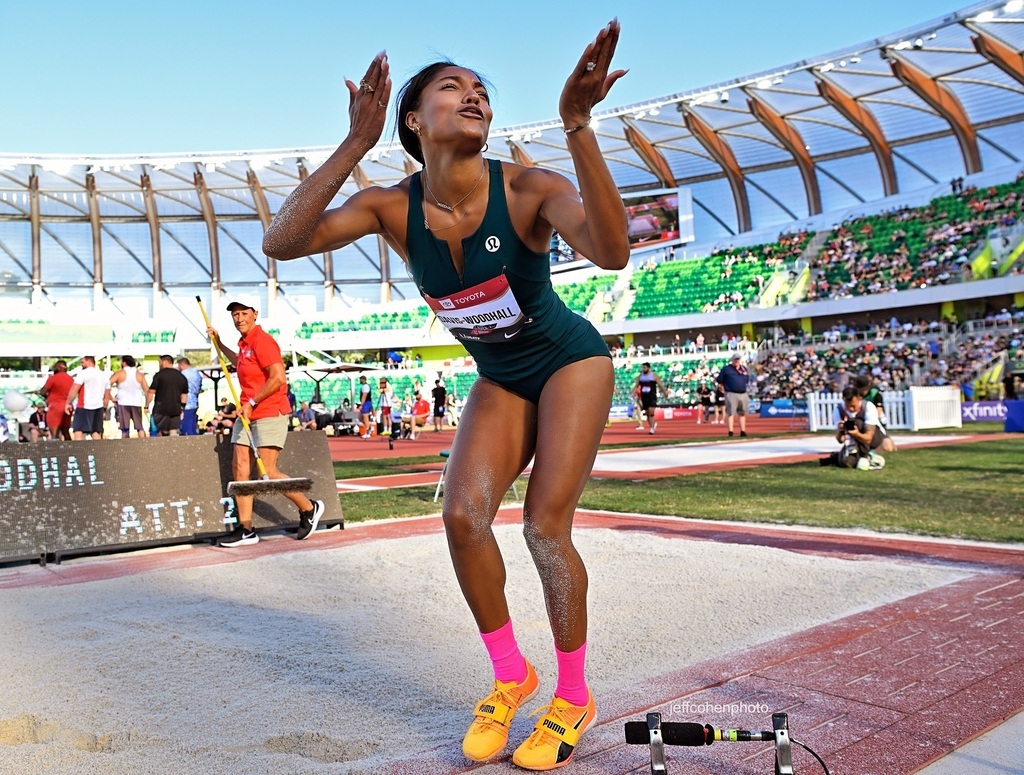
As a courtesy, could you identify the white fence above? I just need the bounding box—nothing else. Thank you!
[806,386,963,432]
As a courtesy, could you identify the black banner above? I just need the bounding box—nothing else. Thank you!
[0,432,342,561]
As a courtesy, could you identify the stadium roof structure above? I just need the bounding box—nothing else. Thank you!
[2,0,1024,317]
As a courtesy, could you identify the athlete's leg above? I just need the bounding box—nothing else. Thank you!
[507,357,612,770]
[526,356,613,651]
[441,377,536,633]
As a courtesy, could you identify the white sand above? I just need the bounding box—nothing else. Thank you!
[0,523,966,774]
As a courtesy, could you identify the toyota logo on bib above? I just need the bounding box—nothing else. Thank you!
[485,236,501,253]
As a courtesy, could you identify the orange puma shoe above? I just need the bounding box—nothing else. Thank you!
[512,692,597,770]
[462,661,540,762]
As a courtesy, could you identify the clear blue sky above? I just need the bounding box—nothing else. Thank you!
[2,0,965,155]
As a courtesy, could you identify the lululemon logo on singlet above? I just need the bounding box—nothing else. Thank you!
[485,236,501,252]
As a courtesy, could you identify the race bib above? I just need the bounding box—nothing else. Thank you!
[424,274,527,343]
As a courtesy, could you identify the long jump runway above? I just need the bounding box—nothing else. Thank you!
[0,506,1021,774]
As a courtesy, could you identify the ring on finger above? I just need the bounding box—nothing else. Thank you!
[585,61,596,72]
[378,99,386,108]
[359,79,375,93]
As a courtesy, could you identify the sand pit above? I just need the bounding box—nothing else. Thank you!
[0,522,966,774]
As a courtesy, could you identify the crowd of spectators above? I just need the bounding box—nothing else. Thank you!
[930,330,1021,397]
[709,229,811,268]
[755,342,920,401]
[806,181,1024,302]
[699,230,811,313]
[754,310,1022,402]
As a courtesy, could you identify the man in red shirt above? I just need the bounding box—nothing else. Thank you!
[400,391,432,439]
[207,295,324,547]
[40,360,74,440]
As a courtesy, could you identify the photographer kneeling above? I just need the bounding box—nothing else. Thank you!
[823,386,894,470]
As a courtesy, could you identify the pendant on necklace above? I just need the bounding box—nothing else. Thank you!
[437,203,453,212]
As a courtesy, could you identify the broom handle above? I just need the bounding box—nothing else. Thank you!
[195,296,271,480]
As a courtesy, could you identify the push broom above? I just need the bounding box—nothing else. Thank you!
[196,296,312,497]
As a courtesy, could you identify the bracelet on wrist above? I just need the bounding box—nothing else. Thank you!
[563,117,592,134]
[248,398,258,408]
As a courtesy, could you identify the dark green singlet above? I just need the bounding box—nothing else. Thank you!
[406,159,610,404]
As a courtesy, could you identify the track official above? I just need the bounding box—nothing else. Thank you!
[716,352,750,437]
[207,295,323,547]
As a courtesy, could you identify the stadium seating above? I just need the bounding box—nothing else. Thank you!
[627,232,810,318]
[296,306,432,339]
[553,275,616,315]
[807,180,1024,301]
[130,329,176,344]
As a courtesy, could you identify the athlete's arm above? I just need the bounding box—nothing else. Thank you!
[537,22,629,271]
[263,53,393,260]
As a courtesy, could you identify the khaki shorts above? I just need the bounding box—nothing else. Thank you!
[231,414,289,449]
[725,392,750,416]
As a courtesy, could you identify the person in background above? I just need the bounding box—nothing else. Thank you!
[634,362,668,435]
[147,355,188,437]
[207,296,324,547]
[40,360,74,441]
[205,399,237,435]
[177,357,204,436]
[431,379,448,432]
[27,403,48,442]
[286,383,298,418]
[357,375,374,438]
[376,376,395,438]
[697,380,712,425]
[400,390,431,439]
[65,356,111,440]
[716,352,750,438]
[834,385,892,469]
[296,401,317,430]
[110,355,149,439]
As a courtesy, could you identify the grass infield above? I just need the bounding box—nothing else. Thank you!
[333,435,1023,543]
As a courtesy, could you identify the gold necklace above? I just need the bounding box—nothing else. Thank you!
[422,159,486,232]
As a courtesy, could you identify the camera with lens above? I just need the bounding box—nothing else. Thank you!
[843,418,856,431]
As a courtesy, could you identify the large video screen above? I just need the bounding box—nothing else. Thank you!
[623,187,694,251]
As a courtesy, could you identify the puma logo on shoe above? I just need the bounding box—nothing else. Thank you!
[543,718,567,736]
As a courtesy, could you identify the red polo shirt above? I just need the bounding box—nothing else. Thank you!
[235,325,291,420]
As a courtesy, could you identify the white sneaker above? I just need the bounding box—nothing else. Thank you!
[856,457,871,471]
[868,452,886,469]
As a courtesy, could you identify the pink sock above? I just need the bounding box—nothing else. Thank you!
[480,620,528,684]
[555,641,590,706]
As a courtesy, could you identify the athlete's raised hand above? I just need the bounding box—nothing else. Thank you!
[559,20,626,131]
[345,51,392,150]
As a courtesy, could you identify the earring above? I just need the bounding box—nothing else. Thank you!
[481,142,489,153]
